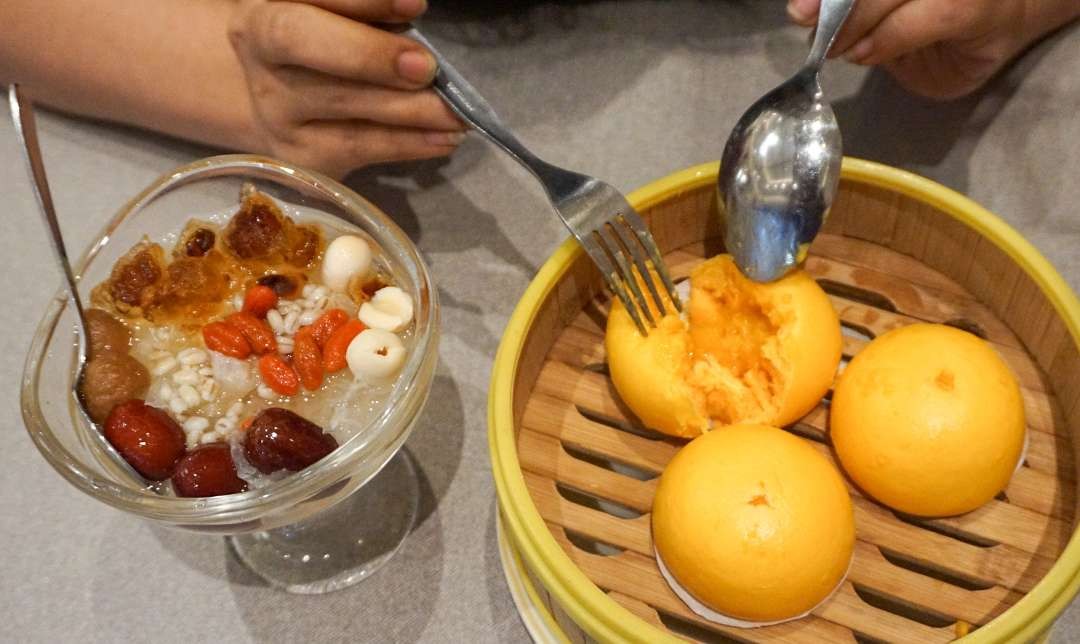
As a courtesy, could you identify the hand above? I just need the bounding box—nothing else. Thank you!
[787,0,1080,99]
[228,0,465,177]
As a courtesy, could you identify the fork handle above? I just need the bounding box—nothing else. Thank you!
[405,28,571,194]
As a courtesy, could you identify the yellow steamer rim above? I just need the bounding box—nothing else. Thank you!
[488,158,1080,643]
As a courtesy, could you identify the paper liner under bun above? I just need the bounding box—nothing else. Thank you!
[654,547,852,628]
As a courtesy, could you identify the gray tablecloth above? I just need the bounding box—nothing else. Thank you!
[2,2,1077,642]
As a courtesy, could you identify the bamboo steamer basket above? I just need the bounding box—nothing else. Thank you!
[488,159,1080,643]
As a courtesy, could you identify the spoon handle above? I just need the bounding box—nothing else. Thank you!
[8,85,89,332]
[804,0,856,73]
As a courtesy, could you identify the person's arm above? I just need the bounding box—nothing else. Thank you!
[0,0,258,151]
[0,0,465,177]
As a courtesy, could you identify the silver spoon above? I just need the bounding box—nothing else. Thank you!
[9,85,149,486]
[718,0,855,282]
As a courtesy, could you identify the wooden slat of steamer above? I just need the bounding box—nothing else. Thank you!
[548,324,608,368]
[543,518,919,644]
[669,230,972,305]
[524,376,1061,591]
[518,393,1049,635]
[817,581,956,643]
[668,236,996,341]
[569,246,1065,440]
[536,359,1071,489]
[791,433,1075,561]
[672,237,1021,352]
[1019,431,1075,480]
[520,391,1052,592]
[562,283,1065,441]
[1004,465,1076,521]
[605,593,690,641]
[803,255,1020,349]
[654,246,1052,399]
[810,232,971,298]
[542,357,1071,498]
[877,204,1080,459]
[606,592,861,644]
[525,471,652,555]
[790,430,1074,561]
[826,294,1047,394]
[833,339,1065,441]
[521,431,1026,628]
[796,402,1071,484]
[848,541,1024,626]
[852,495,1056,594]
[810,184,1079,448]
[565,248,1062,440]
[952,240,1079,444]
[518,428,657,512]
[545,511,955,643]
[562,304,1066,441]
[522,392,675,475]
[534,412,1052,608]
[834,349,1060,440]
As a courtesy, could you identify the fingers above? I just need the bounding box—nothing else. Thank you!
[787,0,989,65]
[293,120,463,177]
[272,67,460,129]
[248,2,436,88]
[297,0,427,23]
[228,1,462,177]
[827,0,909,58]
[850,1,982,65]
[788,0,911,58]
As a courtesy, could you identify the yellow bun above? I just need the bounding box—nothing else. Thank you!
[831,323,1026,517]
[605,255,841,438]
[652,424,855,622]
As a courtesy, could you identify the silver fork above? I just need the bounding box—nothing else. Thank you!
[406,28,681,334]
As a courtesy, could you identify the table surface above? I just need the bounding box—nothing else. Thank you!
[2,2,1078,642]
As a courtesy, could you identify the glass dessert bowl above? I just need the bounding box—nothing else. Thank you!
[20,155,439,593]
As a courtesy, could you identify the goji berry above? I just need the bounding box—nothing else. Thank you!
[258,354,299,396]
[225,312,277,355]
[309,308,349,348]
[202,321,251,359]
[242,284,279,318]
[323,319,365,373]
[293,327,324,390]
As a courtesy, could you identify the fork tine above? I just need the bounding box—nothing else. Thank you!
[610,216,668,317]
[596,227,657,329]
[619,209,683,312]
[578,234,648,335]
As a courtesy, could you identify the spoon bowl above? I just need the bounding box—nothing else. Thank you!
[719,0,854,282]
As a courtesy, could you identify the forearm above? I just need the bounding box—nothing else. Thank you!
[0,0,260,151]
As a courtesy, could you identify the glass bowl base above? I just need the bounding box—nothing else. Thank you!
[227,450,419,594]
